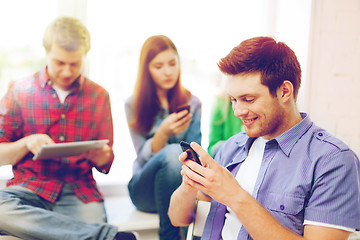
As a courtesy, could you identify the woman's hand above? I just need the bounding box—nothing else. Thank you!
[159,109,192,137]
[151,109,192,154]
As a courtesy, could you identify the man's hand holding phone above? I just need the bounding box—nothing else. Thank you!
[180,141,202,165]
[179,142,240,206]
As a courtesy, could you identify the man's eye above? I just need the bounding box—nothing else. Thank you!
[244,98,255,103]
[230,97,236,103]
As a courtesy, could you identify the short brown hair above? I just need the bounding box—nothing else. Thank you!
[43,16,90,54]
[218,36,301,100]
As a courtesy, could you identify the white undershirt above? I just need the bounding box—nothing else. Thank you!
[53,85,72,104]
[222,137,267,240]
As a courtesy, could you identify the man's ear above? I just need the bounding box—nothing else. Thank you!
[277,80,294,103]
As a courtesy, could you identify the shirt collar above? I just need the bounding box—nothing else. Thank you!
[228,134,255,166]
[234,132,253,150]
[274,112,312,156]
[38,67,50,88]
[233,112,312,158]
[39,66,84,91]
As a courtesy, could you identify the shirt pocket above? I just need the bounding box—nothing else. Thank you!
[262,192,305,234]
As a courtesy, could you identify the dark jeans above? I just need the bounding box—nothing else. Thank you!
[128,144,183,240]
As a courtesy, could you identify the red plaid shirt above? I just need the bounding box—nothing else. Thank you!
[0,67,114,203]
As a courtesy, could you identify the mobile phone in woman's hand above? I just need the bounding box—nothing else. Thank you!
[176,104,190,113]
[176,104,190,121]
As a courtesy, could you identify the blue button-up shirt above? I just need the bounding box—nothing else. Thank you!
[202,113,360,240]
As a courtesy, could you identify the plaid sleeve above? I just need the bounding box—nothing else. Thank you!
[0,81,24,142]
[93,88,114,174]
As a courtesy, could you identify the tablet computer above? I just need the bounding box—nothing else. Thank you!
[32,139,109,160]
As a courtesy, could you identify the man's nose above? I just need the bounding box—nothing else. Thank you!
[62,65,72,76]
[233,102,248,118]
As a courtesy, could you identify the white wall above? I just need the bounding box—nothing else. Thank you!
[306,0,360,157]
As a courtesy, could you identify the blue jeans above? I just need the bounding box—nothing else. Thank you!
[128,144,183,240]
[0,184,118,240]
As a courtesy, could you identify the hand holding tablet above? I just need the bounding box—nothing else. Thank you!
[32,139,109,160]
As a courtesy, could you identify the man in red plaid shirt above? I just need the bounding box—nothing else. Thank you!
[0,17,138,240]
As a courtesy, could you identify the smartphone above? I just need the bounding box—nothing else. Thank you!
[176,104,190,121]
[176,104,190,113]
[180,141,202,165]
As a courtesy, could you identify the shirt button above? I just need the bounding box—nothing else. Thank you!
[52,93,57,98]
[280,205,285,210]
[318,133,323,137]
[59,135,65,141]
[61,114,66,119]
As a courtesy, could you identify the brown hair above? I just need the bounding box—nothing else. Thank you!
[218,36,301,100]
[129,35,191,134]
[43,16,90,54]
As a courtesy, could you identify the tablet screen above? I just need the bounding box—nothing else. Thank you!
[32,139,109,160]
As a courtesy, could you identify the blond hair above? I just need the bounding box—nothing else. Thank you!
[43,16,90,54]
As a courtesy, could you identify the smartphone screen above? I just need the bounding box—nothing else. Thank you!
[180,141,202,165]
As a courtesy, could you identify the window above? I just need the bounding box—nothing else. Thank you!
[0,0,311,185]
[0,0,57,178]
[86,0,269,184]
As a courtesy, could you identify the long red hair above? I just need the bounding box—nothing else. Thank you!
[129,35,191,134]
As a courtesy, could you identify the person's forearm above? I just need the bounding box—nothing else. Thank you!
[231,190,303,240]
[168,183,198,226]
[151,127,169,153]
[0,138,29,166]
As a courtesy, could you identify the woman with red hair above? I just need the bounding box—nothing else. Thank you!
[125,35,202,240]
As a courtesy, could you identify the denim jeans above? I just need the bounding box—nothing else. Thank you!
[128,144,183,240]
[0,184,118,240]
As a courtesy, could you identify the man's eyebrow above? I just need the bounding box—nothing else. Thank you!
[240,94,255,98]
[228,93,253,98]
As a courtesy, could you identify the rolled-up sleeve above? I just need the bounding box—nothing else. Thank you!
[305,150,360,229]
[0,81,23,143]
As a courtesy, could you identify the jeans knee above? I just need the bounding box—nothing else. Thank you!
[0,192,21,225]
[159,144,182,169]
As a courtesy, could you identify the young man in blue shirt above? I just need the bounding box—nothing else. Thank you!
[168,36,360,240]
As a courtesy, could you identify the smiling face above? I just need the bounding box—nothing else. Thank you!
[46,43,85,91]
[148,49,180,94]
[227,72,289,140]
